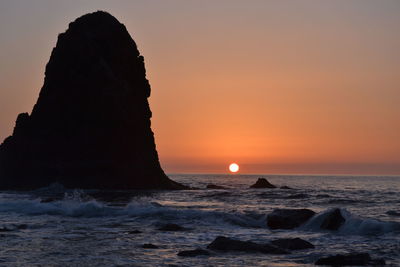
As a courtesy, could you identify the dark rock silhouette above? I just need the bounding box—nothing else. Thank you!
[207,236,288,254]
[142,244,159,249]
[250,178,276,188]
[280,185,292,189]
[157,223,187,231]
[315,253,385,266]
[270,238,314,250]
[320,208,345,230]
[177,249,211,257]
[206,184,226,189]
[267,208,316,229]
[0,11,186,190]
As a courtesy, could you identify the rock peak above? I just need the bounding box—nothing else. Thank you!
[0,12,185,190]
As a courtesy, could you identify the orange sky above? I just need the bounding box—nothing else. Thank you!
[0,1,399,174]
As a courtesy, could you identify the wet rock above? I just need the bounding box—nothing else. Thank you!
[207,236,288,254]
[0,11,186,190]
[158,223,187,231]
[267,208,316,229]
[142,243,158,249]
[127,230,142,234]
[320,208,345,230]
[206,184,226,189]
[270,238,314,250]
[250,178,276,189]
[315,253,385,266]
[177,249,210,257]
[0,227,13,232]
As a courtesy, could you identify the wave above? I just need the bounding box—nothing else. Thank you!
[0,193,266,228]
[300,208,400,235]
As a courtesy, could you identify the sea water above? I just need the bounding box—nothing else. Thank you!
[0,174,398,266]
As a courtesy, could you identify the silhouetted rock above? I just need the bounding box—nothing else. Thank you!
[206,184,226,189]
[250,178,276,188]
[315,253,385,266]
[127,230,142,234]
[270,238,314,250]
[142,243,158,249]
[207,236,287,254]
[267,209,316,229]
[158,223,187,231]
[320,208,345,230]
[0,11,186,190]
[177,249,211,257]
[280,186,292,189]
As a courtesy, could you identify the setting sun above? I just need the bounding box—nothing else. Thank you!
[229,163,239,173]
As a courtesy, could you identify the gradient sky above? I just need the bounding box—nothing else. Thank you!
[0,0,399,174]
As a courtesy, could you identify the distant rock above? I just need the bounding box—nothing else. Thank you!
[270,238,314,250]
[206,184,226,189]
[320,208,345,230]
[0,11,186,190]
[207,236,287,254]
[142,243,158,249]
[280,186,292,190]
[250,178,276,189]
[177,249,210,257]
[267,209,316,229]
[315,253,385,266]
[158,223,187,231]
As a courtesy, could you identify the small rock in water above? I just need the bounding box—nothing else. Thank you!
[207,236,288,254]
[280,186,292,189]
[142,244,159,249]
[320,208,345,230]
[267,208,316,229]
[127,230,142,234]
[250,178,276,189]
[0,227,12,232]
[158,223,187,231]
[206,184,226,189]
[177,249,210,257]
[270,238,314,250]
[315,253,385,266]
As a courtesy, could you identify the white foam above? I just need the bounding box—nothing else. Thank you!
[300,208,400,235]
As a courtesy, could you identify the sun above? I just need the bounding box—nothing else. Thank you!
[229,163,239,173]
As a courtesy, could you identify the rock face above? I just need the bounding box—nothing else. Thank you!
[0,11,185,190]
[207,236,287,254]
[320,208,345,230]
[267,209,316,229]
[315,253,385,266]
[250,178,276,188]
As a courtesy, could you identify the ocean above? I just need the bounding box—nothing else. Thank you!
[0,174,398,266]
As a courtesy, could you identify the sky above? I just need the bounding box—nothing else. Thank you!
[0,0,399,175]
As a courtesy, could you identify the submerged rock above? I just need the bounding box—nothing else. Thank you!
[267,209,316,229]
[142,243,159,249]
[207,236,288,254]
[127,230,142,234]
[158,223,187,231]
[250,178,276,189]
[177,249,210,257]
[320,208,345,230]
[206,184,226,189]
[315,253,385,266]
[0,11,185,190]
[270,238,314,250]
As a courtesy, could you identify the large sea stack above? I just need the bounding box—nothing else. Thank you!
[0,11,185,190]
